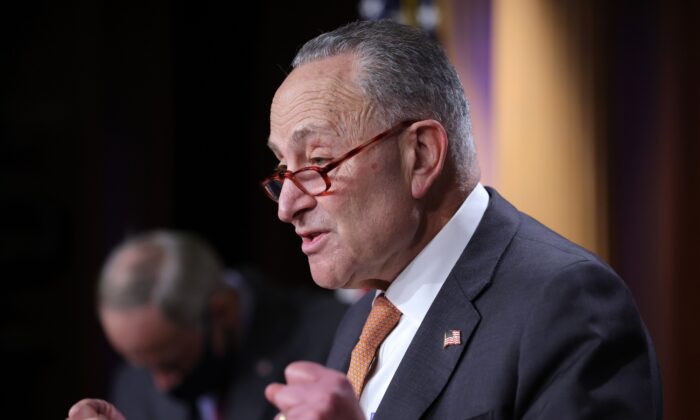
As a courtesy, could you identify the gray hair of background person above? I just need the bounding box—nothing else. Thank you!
[97,230,225,328]
[292,19,479,188]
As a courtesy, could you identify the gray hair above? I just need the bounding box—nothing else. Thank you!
[292,19,478,185]
[97,230,225,327]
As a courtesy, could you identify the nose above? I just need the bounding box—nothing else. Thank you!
[152,371,182,392]
[277,179,317,223]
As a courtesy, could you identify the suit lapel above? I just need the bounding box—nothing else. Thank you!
[374,187,521,419]
[374,277,479,419]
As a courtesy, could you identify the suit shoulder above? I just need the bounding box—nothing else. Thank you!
[506,211,615,278]
[109,363,158,410]
[248,287,349,365]
[111,362,151,393]
[478,208,629,312]
[270,287,350,332]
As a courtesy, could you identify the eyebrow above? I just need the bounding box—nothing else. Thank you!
[267,123,338,153]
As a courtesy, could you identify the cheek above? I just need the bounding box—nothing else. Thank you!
[329,154,411,254]
[340,187,408,252]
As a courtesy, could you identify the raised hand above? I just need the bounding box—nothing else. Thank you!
[265,361,365,420]
[67,398,126,420]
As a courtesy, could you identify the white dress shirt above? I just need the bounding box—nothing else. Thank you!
[358,183,489,419]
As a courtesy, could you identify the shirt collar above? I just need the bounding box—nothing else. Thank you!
[382,183,489,327]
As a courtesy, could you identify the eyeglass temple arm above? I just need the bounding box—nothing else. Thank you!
[320,120,416,175]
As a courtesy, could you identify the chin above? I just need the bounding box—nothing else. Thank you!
[309,260,352,290]
[310,271,346,290]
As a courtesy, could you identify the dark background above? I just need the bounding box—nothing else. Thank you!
[1,1,358,417]
[2,1,699,419]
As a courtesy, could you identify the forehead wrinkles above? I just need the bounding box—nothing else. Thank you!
[271,64,370,143]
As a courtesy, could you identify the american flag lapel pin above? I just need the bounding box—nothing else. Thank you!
[443,329,461,348]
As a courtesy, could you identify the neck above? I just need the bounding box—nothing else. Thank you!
[370,182,470,292]
[418,169,472,244]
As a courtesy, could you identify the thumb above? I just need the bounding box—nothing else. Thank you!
[68,399,124,420]
[68,402,98,418]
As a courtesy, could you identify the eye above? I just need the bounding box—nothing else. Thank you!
[310,157,331,166]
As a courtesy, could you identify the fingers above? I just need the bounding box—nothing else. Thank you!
[265,382,285,404]
[266,361,332,411]
[269,380,311,411]
[265,361,364,420]
[67,399,125,420]
[89,400,125,420]
[68,399,98,418]
[284,361,323,382]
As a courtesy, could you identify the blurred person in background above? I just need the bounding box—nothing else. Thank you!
[69,230,347,420]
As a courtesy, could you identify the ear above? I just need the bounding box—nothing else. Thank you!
[403,120,448,199]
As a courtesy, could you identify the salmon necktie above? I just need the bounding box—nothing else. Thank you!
[347,294,402,397]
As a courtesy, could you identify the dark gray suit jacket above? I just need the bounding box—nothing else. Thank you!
[110,278,348,420]
[327,188,662,419]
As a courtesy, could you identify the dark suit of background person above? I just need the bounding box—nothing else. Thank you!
[111,269,347,420]
[327,188,662,419]
[97,231,348,420]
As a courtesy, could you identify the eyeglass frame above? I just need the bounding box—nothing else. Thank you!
[261,119,418,202]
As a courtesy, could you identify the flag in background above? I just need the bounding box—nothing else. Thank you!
[357,0,493,183]
[359,0,440,38]
[357,0,605,261]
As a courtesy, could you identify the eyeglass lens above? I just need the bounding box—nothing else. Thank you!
[265,169,327,201]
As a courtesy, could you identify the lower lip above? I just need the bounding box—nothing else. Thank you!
[301,233,328,255]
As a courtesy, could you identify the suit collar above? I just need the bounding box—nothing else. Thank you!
[386,183,489,329]
[452,187,521,300]
[374,187,521,418]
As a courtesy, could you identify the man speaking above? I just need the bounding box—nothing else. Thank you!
[69,19,662,420]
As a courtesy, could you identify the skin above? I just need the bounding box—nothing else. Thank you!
[98,242,206,391]
[265,53,460,419]
[268,53,453,292]
[265,362,364,420]
[66,309,199,420]
[67,243,241,420]
[99,304,203,392]
[67,399,125,420]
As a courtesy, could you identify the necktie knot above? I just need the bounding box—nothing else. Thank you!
[347,294,402,397]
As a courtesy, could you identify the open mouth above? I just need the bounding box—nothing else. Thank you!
[299,231,327,254]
